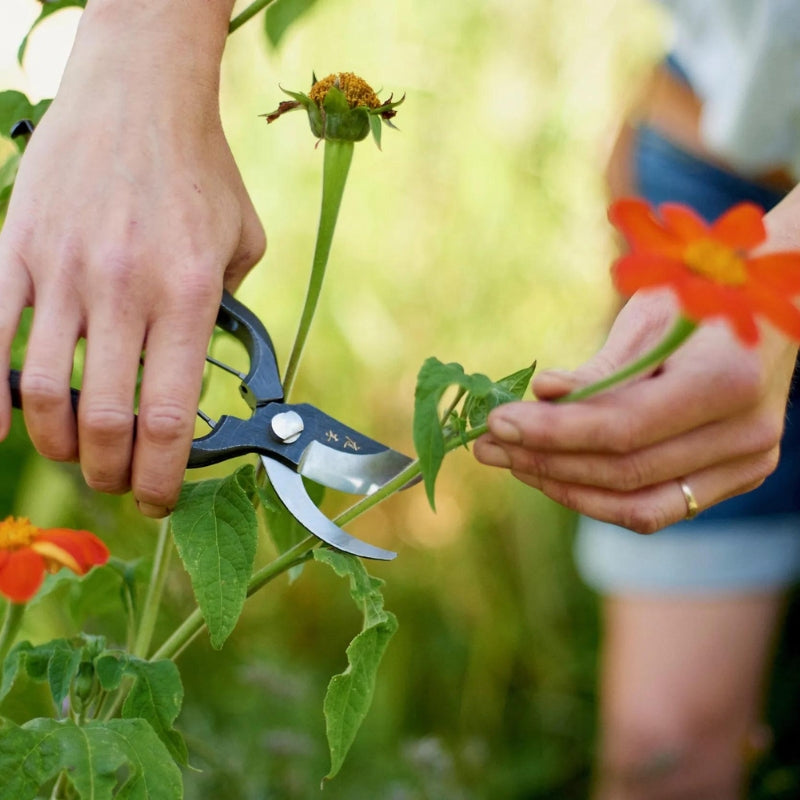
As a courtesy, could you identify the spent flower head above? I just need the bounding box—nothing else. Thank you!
[0,516,109,603]
[264,72,404,147]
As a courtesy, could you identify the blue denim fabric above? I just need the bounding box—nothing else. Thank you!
[634,124,800,520]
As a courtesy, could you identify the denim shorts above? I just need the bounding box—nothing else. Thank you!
[575,124,800,595]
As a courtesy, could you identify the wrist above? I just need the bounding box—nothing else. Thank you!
[71,0,235,89]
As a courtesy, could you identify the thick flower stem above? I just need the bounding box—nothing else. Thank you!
[0,602,26,665]
[283,139,355,397]
[554,315,698,403]
[132,517,173,659]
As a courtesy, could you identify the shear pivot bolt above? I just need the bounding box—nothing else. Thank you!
[270,410,304,444]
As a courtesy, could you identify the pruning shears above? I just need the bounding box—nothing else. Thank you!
[8,291,414,560]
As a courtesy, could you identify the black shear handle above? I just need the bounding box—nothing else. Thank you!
[216,289,283,408]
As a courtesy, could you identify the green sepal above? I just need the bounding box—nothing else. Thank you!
[321,86,371,142]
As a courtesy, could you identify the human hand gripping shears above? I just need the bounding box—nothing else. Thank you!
[8,291,415,560]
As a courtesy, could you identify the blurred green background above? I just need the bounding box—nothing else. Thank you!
[2,0,800,797]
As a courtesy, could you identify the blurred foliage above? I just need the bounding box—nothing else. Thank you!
[2,0,800,797]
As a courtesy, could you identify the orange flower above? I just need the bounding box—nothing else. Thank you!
[609,198,800,345]
[0,516,109,603]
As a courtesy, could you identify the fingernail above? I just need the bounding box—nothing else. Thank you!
[477,442,512,468]
[137,500,169,518]
[489,416,521,444]
[539,368,574,380]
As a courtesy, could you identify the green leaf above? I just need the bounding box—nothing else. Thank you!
[17,1,87,64]
[265,0,319,48]
[0,91,51,140]
[1,639,84,708]
[462,362,536,428]
[0,717,182,800]
[171,465,259,649]
[258,475,324,582]
[413,358,493,509]
[94,653,187,765]
[0,91,52,219]
[314,550,398,781]
[413,358,536,509]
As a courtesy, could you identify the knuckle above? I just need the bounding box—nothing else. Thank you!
[85,470,130,495]
[21,369,65,408]
[717,359,764,407]
[514,448,549,479]
[745,446,781,489]
[99,250,139,294]
[747,414,784,453]
[80,403,134,443]
[138,401,193,446]
[162,268,221,311]
[614,453,651,492]
[135,480,180,510]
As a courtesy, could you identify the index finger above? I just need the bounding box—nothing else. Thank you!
[487,337,764,454]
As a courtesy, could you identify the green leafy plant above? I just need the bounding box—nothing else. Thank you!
[0,3,535,797]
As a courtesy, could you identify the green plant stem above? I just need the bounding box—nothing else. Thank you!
[142,308,689,667]
[0,601,26,665]
[334,425,487,527]
[152,426,491,661]
[152,536,316,662]
[132,517,173,659]
[554,315,698,403]
[228,0,278,34]
[283,139,355,397]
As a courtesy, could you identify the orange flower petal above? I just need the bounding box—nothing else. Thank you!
[37,529,109,574]
[744,282,800,341]
[709,203,766,250]
[608,198,684,258]
[0,547,46,603]
[611,253,686,296]
[659,203,709,242]
[747,252,800,294]
[675,278,760,345]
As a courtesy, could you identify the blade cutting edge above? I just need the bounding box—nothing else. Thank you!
[262,456,397,561]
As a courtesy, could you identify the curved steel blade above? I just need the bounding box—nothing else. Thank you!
[262,456,397,561]
[299,440,417,495]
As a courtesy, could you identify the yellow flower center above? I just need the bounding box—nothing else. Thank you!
[309,73,381,109]
[683,239,748,286]
[0,516,39,549]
